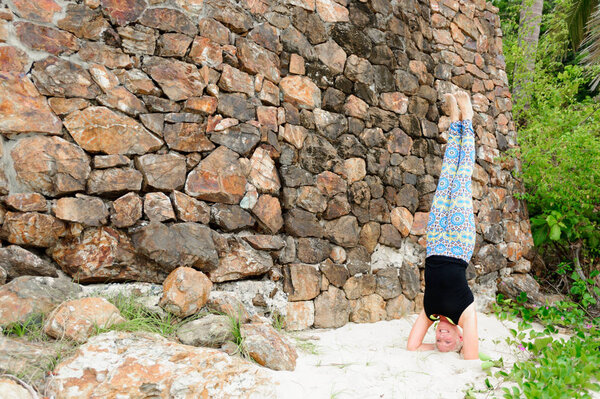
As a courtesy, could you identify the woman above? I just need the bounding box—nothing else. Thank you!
[406,91,479,360]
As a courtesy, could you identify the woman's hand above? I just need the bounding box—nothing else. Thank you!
[407,309,434,351]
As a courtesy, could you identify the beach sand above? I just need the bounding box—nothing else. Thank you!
[267,312,537,399]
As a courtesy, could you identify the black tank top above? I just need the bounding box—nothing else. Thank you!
[423,255,474,325]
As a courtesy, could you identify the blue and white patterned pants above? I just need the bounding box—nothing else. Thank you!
[426,119,476,263]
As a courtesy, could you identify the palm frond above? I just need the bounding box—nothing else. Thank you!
[580,4,600,89]
[566,0,598,49]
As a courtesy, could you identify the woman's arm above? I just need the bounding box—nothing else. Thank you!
[407,309,435,351]
[459,303,479,359]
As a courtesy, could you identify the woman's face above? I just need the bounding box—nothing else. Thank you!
[435,320,462,352]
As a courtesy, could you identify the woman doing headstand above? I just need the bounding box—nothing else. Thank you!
[406,91,479,360]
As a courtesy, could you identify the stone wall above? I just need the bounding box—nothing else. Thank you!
[0,0,534,330]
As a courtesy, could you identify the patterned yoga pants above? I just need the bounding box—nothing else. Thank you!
[426,119,476,263]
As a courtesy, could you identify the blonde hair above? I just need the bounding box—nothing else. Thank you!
[434,339,463,353]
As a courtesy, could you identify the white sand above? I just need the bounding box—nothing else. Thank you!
[268,313,529,399]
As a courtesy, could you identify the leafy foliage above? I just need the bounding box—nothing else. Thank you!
[491,294,600,398]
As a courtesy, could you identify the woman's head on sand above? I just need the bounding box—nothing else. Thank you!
[434,319,463,353]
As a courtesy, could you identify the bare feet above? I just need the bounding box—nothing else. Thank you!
[454,91,473,120]
[443,93,460,122]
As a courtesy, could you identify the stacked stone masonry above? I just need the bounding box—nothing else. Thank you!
[0,0,534,329]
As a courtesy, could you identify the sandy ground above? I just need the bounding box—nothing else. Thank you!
[268,313,532,399]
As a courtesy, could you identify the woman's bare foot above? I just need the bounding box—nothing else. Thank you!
[443,93,460,122]
[454,91,473,120]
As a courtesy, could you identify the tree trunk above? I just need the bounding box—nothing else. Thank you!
[513,0,544,116]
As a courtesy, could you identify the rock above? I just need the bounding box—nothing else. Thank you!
[498,274,544,307]
[164,122,215,153]
[211,204,255,231]
[297,237,331,263]
[87,168,143,195]
[512,258,531,273]
[4,193,47,212]
[390,207,413,237]
[343,274,376,300]
[208,235,273,283]
[282,124,308,149]
[316,0,349,22]
[0,276,82,327]
[52,227,166,283]
[43,297,125,343]
[379,224,403,248]
[300,134,339,174]
[143,57,205,101]
[380,92,409,114]
[387,128,413,155]
[284,208,323,238]
[46,331,276,398]
[324,215,360,247]
[93,155,130,169]
[189,36,222,68]
[53,196,109,226]
[219,65,254,96]
[350,293,386,323]
[320,262,349,288]
[57,4,109,40]
[375,268,401,299]
[2,212,65,248]
[78,42,133,69]
[249,148,281,194]
[314,108,348,141]
[316,171,347,197]
[111,192,143,227]
[410,212,429,235]
[136,153,186,191]
[475,243,508,274]
[315,40,347,74]
[171,191,210,224]
[64,106,162,155]
[31,56,101,99]
[0,336,64,393]
[243,235,285,251]
[177,314,233,347]
[0,376,36,399]
[101,0,146,25]
[160,267,212,317]
[132,222,219,272]
[386,294,414,319]
[139,7,196,35]
[11,135,90,197]
[0,46,30,73]
[399,261,420,300]
[210,123,261,156]
[242,323,297,371]
[280,75,321,109]
[285,300,314,331]
[284,263,320,301]
[185,146,247,204]
[15,21,79,56]
[0,246,58,280]
[237,37,280,84]
[359,221,381,253]
[314,286,350,328]
[252,195,284,234]
[0,72,62,135]
[11,0,61,23]
[144,192,176,222]
[345,246,371,275]
[206,291,251,323]
[296,186,327,213]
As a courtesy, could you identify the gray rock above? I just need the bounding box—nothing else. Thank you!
[399,261,420,300]
[210,123,260,156]
[211,204,255,231]
[375,268,401,299]
[177,314,234,348]
[0,246,59,281]
[314,286,351,328]
[132,222,219,272]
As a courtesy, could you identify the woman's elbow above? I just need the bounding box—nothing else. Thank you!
[406,343,418,351]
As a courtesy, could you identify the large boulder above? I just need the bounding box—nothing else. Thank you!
[46,331,276,398]
[132,222,219,272]
[208,235,273,283]
[52,227,167,283]
[10,135,90,197]
[159,267,212,317]
[43,297,125,343]
[0,276,82,327]
[241,323,298,371]
[0,246,59,280]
